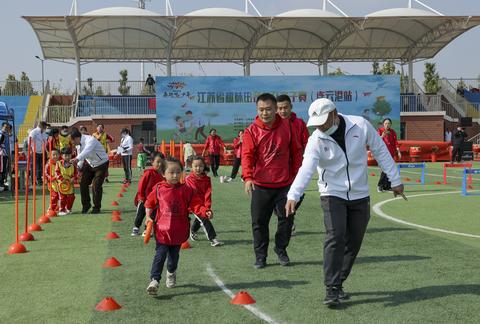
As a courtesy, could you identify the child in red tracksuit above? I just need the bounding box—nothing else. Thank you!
[131,152,165,237]
[55,147,78,215]
[45,149,60,214]
[145,157,212,295]
[186,156,223,247]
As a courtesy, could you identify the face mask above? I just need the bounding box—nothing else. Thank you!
[322,119,339,136]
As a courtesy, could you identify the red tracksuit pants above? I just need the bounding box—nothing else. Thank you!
[49,191,59,212]
[59,193,75,212]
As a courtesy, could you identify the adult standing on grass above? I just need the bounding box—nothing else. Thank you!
[242,93,302,269]
[377,118,401,192]
[277,94,310,235]
[28,121,47,185]
[451,126,467,163]
[117,128,134,184]
[70,128,109,214]
[202,129,226,177]
[226,130,243,182]
[285,98,404,306]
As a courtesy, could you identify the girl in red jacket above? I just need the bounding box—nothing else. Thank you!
[145,157,212,295]
[186,156,223,247]
[131,152,165,237]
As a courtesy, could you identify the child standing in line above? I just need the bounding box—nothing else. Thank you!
[45,149,60,213]
[186,156,223,247]
[136,137,152,172]
[145,157,212,295]
[131,152,165,237]
[55,147,77,215]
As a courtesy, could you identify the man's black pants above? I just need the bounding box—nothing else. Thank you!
[377,172,391,191]
[191,214,217,241]
[80,161,108,212]
[321,196,370,287]
[230,157,241,179]
[122,155,132,181]
[150,243,181,280]
[209,154,220,177]
[134,201,146,228]
[251,185,293,261]
[451,145,463,162]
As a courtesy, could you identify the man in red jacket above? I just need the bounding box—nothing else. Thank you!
[202,129,226,177]
[277,94,310,235]
[242,93,303,269]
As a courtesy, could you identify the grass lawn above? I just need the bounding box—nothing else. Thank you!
[1,164,479,323]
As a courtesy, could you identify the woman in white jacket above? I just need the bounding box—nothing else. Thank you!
[285,98,405,307]
[117,128,133,184]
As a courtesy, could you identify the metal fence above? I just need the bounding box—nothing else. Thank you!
[76,96,155,116]
[46,105,75,124]
[0,80,44,96]
[79,80,155,96]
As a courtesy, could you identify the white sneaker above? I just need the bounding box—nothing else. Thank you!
[210,238,223,247]
[131,227,140,236]
[166,271,176,288]
[219,176,225,183]
[58,211,68,216]
[190,231,197,241]
[147,279,159,295]
[66,209,72,214]
[377,186,383,193]
[225,177,233,183]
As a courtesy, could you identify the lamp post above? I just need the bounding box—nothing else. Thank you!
[35,56,45,94]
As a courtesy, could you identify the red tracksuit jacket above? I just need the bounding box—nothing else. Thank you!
[145,182,209,245]
[185,172,212,210]
[45,160,58,192]
[241,114,303,188]
[290,112,310,151]
[134,168,165,206]
[233,137,242,158]
[204,135,225,155]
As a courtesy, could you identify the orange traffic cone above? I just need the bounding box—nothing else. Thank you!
[231,291,256,305]
[102,257,122,268]
[105,232,120,240]
[181,241,191,249]
[370,172,376,176]
[117,193,123,198]
[112,215,122,222]
[111,201,119,206]
[95,297,122,311]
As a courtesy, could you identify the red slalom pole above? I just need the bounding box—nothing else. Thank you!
[42,142,46,217]
[20,138,34,241]
[8,143,27,254]
[29,141,43,232]
[40,140,53,221]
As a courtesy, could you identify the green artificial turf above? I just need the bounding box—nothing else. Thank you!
[1,165,479,323]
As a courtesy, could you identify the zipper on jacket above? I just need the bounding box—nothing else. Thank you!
[321,124,357,200]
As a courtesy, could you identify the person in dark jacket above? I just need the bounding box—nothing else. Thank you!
[451,126,468,163]
[242,93,303,269]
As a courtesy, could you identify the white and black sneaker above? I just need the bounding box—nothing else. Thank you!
[377,186,383,193]
[190,231,197,241]
[131,227,140,236]
[147,279,159,295]
[166,271,176,288]
[323,286,340,306]
[210,238,223,247]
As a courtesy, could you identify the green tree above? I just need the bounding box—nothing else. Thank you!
[423,62,441,93]
[380,61,396,75]
[372,97,392,120]
[328,67,345,76]
[371,61,380,75]
[95,86,105,96]
[3,74,19,95]
[118,70,130,96]
[20,71,37,95]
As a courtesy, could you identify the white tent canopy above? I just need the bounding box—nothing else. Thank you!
[23,7,480,91]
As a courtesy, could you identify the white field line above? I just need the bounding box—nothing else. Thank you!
[372,191,480,239]
[206,264,280,324]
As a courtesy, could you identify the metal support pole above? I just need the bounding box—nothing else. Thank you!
[244,62,251,76]
[408,60,414,93]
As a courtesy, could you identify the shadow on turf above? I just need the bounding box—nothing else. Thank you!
[366,227,413,234]
[290,255,430,267]
[154,280,310,300]
[343,284,480,307]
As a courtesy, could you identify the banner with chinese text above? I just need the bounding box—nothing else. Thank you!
[156,75,400,142]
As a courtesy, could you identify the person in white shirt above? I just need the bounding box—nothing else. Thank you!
[28,121,47,184]
[116,128,133,184]
[445,128,452,143]
[285,98,405,307]
[70,128,109,214]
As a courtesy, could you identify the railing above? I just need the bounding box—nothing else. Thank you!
[46,105,75,124]
[400,94,440,112]
[439,78,480,118]
[469,133,480,145]
[79,80,155,96]
[445,78,480,91]
[0,80,44,96]
[76,96,155,116]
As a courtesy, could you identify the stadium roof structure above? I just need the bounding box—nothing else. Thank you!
[23,6,480,91]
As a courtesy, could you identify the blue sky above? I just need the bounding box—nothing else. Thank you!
[0,0,479,93]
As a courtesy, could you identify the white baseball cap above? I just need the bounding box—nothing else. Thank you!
[307,98,336,127]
